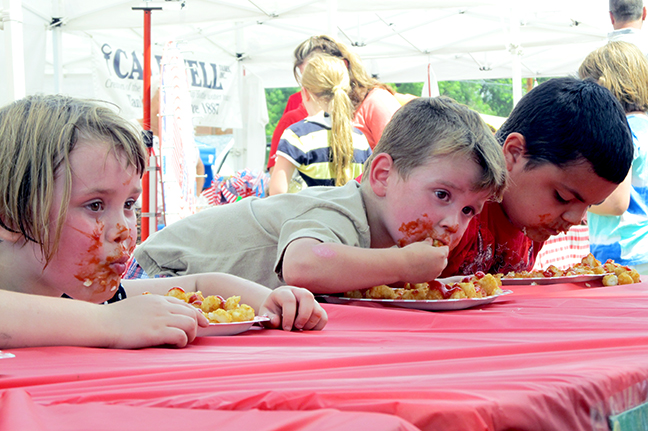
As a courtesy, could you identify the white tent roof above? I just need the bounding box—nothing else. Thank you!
[4,0,617,98]
[0,0,626,173]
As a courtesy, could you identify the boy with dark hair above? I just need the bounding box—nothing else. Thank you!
[442,77,634,276]
[130,97,507,293]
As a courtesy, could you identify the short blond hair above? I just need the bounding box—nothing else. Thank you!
[578,41,648,113]
[0,94,146,262]
[363,97,507,200]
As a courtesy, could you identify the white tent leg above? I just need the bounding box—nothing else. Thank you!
[3,0,26,101]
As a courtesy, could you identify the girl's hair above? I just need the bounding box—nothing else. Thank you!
[301,53,355,186]
[0,94,147,262]
[578,41,648,113]
[293,35,394,109]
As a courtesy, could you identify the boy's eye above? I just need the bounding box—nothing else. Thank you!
[435,190,449,201]
[462,206,475,216]
[555,191,569,204]
[124,200,136,210]
[87,201,103,212]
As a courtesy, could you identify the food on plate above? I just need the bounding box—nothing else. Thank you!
[164,287,256,323]
[500,253,641,286]
[344,272,503,300]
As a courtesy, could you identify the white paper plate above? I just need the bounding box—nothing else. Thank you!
[500,274,605,285]
[317,290,513,311]
[197,315,270,337]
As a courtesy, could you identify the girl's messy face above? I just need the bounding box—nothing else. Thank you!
[383,155,492,250]
[43,140,141,302]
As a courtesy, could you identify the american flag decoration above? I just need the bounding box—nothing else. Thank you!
[200,170,269,206]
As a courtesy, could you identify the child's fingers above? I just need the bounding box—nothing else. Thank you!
[167,313,200,345]
[310,313,328,331]
[293,297,315,330]
[301,306,328,331]
[158,297,207,342]
[280,297,297,331]
[260,313,281,329]
[162,327,191,348]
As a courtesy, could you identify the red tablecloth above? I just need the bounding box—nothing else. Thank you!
[3,280,648,431]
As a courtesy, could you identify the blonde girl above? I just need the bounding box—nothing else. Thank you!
[0,94,326,349]
[579,41,648,273]
[269,53,372,195]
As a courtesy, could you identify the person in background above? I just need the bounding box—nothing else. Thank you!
[579,41,648,273]
[268,54,372,195]
[267,35,402,171]
[0,94,327,349]
[608,0,648,54]
[129,97,507,294]
[441,77,634,277]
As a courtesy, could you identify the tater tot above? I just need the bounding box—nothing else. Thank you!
[201,295,223,313]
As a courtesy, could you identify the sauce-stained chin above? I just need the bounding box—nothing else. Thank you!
[73,222,135,296]
[397,215,449,247]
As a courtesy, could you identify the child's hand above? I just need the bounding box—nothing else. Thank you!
[100,294,209,349]
[259,286,328,331]
[400,238,449,283]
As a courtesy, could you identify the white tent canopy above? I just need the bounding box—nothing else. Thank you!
[1,0,621,171]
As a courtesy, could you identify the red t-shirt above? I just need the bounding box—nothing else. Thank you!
[267,103,308,170]
[284,92,303,114]
[441,201,544,277]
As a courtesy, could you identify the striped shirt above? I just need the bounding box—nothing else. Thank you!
[276,111,371,187]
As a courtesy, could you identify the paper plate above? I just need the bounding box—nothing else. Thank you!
[197,315,270,336]
[317,290,513,311]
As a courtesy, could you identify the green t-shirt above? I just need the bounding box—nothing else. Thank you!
[134,181,371,289]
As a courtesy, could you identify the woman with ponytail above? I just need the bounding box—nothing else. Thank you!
[269,53,372,195]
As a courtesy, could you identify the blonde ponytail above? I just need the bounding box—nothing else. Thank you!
[301,53,355,186]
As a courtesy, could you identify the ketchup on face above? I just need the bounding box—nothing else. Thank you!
[397,217,438,247]
[397,216,452,248]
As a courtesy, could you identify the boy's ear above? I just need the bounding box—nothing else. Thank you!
[368,153,395,197]
[501,132,527,171]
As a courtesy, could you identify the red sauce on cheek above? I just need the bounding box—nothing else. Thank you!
[538,213,551,223]
[397,215,450,247]
[72,222,135,295]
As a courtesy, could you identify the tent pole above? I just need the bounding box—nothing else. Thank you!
[141,8,154,241]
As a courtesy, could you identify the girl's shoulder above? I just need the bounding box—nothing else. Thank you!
[361,87,401,110]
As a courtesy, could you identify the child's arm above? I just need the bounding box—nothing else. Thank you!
[281,237,449,294]
[122,273,327,331]
[0,290,207,349]
[268,156,296,196]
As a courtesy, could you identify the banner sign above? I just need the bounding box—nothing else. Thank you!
[92,38,241,128]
